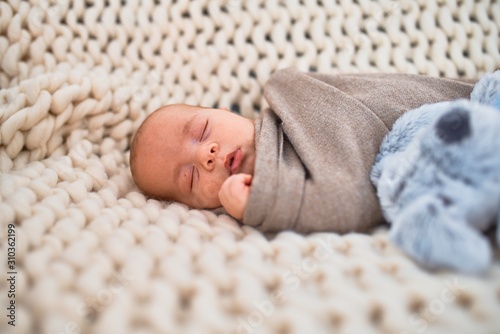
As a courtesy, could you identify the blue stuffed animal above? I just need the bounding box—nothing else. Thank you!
[371,70,500,274]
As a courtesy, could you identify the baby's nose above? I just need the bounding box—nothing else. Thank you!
[198,143,219,171]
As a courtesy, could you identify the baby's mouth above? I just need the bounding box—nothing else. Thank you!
[224,148,243,175]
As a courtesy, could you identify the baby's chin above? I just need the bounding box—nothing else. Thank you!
[241,153,255,176]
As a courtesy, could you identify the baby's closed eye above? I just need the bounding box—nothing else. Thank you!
[199,120,209,141]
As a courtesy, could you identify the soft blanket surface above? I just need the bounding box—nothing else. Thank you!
[0,1,499,334]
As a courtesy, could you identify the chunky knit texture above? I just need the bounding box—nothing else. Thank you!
[0,1,499,333]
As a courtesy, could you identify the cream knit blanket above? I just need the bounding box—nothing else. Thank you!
[1,1,499,334]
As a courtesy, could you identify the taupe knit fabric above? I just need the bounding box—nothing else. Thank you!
[243,68,475,233]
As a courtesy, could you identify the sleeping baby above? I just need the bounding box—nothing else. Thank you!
[130,68,474,233]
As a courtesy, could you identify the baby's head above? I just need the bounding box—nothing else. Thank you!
[130,104,256,209]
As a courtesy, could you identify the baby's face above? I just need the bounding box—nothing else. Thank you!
[132,104,256,209]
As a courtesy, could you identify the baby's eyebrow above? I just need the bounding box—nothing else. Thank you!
[173,165,183,195]
[182,114,198,136]
[173,163,190,198]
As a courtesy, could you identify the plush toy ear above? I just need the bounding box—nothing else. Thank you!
[470,70,500,107]
[389,195,492,274]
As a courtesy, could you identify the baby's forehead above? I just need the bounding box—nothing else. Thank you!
[140,105,218,149]
[143,105,192,130]
[157,104,200,117]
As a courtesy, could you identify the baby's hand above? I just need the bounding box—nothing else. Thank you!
[218,173,252,220]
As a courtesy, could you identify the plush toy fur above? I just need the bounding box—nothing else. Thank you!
[371,71,500,274]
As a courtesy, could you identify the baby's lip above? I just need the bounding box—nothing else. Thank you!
[224,148,243,175]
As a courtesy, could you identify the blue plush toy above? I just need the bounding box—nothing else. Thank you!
[371,70,500,274]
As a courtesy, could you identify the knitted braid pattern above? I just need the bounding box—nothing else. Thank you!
[0,1,499,333]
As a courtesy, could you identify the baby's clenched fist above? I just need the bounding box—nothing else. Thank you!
[218,173,252,219]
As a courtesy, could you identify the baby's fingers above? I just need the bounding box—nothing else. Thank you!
[242,173,253,186]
